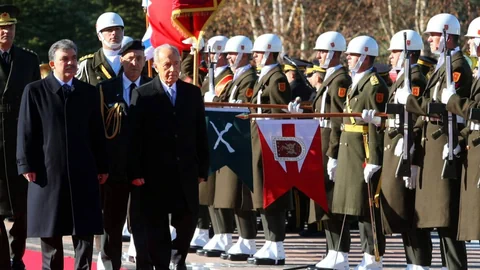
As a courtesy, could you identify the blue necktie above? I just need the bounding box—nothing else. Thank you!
[62,84,72,96]
[167,87,176,105]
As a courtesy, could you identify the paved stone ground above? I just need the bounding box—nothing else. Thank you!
[13,219,480,270]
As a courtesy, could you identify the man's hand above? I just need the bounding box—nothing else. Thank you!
[198,177,206,183]
[403,165,419,190]
[98,174,109,184]
[395,85,411,105]
[132,178,145,186]
[23,172,36,182]
[204,91,216,102]
[442,143,461,159]
[441,83,456,104]
[363,164,381,183]
[284,97,303,113]
[326,158,338,181]
[358,109,381,126]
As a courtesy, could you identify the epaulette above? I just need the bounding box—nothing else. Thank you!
[79,54,94,62]
[370,75,379,86]
[21,47,38,56]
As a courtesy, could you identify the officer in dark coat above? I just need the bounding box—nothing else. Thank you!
[0,5,40,270]
[127,44,209,270]
[97,40,151,270]
[395,14,472,270]
[16,39,108,270]
[76,12,124,85]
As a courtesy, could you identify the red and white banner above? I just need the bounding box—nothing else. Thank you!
[257,119,328,211]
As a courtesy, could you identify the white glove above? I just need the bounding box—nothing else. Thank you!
[286,100,303,113]
[395,85,411,105]
[403,165,419,190]
[326,158,338,181]
[359,109,382,126]
[204,91,216,102]
[441,83,456,104]
[363,164,381,183]
[393,138,415,157]
[442,143,461,160]
[235,99,243,104]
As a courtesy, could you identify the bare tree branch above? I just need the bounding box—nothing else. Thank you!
[285,0,298,33]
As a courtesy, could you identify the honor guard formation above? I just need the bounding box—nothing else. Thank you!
[3,3,480,270]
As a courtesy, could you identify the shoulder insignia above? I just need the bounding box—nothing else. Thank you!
[370,75,379,86]
[21,47,37,56]
[453,72,461,83]
[278,82,286,92]
[79,54,94,62]
[338,87,346,98]
[375,93,384,103]
[245,88,253,98]
[412,86,420,96]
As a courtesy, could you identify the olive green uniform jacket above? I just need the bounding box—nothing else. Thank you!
[308,66,351,222]
[77,48,119,86]
[250,65,292,210]
[332,68,389,217]
[380,65,427,234]
[405,52,472,228]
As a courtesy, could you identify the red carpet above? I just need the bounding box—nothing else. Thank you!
[24,249,128,270]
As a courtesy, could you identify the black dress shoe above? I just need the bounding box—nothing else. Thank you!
[204,249,223,257]
[247,257,285,265]
[220,252,229,260]
[189,245,203,253]
[195,249,206,256]
[227,253,252,261]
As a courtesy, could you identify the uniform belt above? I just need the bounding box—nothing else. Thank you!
[386,119,399,128]
[319,119,331,128]
[342,124,368,133]
[471,122,480,131]
[0,104,11,113]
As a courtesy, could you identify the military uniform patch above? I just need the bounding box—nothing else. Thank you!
[245,88,253,98]
[453,72,461,83]
[412,86,420,96]
[338,87,346,98]
[376,93,384,103]
[278,82,286,92]
[370,75,379,86]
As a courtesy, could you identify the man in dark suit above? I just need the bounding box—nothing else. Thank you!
[97,40,151,270]
[0,4,40,270]
[16,39,108,270]
[128,44,209,270]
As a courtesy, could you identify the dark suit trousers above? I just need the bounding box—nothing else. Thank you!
[41,235,93,270]
[99,181,130,270]
[0,213,27,270]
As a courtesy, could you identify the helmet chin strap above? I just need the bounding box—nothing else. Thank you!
[320,50,334,69]
[100,35,121,50]
[259,52,270,68]
[350,54,367,74]
[230,52,243,69]
[470,38,480,57]
[214,52,221,63]
[432,34,446,55]
[394,51,405,71]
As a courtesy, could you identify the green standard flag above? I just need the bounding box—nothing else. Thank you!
[205,107,253,191]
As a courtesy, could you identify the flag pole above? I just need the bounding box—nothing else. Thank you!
[144,6,153,78]
[236,112,388,119]
[205,101,312,110]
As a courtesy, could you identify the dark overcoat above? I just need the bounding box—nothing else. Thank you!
[127,77,209,218]
[0,45,40,216]
[16,74,108,237]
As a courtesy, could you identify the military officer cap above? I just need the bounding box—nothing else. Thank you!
[0,5,19,26]
[374,63,393,86]
[305,60,325,78]
[118,40,145,56]
[417,55,437,77]
[283,57,311,72]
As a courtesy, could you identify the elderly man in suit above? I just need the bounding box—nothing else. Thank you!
[127,44,209,270]
[16,39,108,270]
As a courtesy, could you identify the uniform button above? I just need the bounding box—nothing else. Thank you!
[345,143,348,146]
[387,145,391,149]
[174,134,178,138]
[97,76,101,80]
[343,109,346,112]
[176,157,180,161]
[384,147,387,151]
[173,112,176,116]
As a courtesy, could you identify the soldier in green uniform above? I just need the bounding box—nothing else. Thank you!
[0,5,40,270]
[247,33,292,266]
[195,36,236,257]
[332,36,388,269]
[295,31,351,270]
[76,12,124,85]
[362,30,432,270]
[395,14,472,270]
[417,56,437,80]
[441,17,480,243]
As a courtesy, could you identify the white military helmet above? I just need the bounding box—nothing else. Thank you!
[204,36,228,63]
[96,12,124,34]
[121,36,134,48]
[314,31,346,68]
[252,34,282,68]
[388,30,424,51]
[425,13,460,35]
[466,18,480,57]
[346,36,378,72]
[224,36,253,69]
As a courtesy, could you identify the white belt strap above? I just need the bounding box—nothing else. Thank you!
[432,81,440,102]
[228,85,238,103]
[256,89,263,114]
[471,122,480,131]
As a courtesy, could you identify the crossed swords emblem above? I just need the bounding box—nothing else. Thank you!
[210,121,235,153]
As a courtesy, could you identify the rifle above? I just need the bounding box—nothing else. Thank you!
[427,28,458,180]
[385,32,414,178]
[283,55,316,92]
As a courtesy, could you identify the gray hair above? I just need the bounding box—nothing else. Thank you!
[153,44,180,63]
[48,39,77,61]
